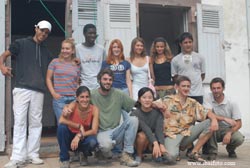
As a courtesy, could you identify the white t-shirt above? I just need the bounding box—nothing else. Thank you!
[203,93,241,127]
[171,51,205,96]
[76,43,106,90]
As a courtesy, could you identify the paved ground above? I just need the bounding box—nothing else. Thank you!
[1,140,249,168]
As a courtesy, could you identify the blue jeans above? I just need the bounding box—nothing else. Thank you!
[57,124,98,161]
[52,96,75,122]
[97,116,138,154]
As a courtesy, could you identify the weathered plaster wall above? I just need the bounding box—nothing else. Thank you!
[202,0,250,139]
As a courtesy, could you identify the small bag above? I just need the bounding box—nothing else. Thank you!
[147,57,157,98]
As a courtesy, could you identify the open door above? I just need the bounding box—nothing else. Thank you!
[197,4,225,83]
[0,0,5,152]
[103,0,137,57]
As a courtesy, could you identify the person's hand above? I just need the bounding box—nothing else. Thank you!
[74,58,81,65]
[159,144,167,153]
[224,118,236,127]
[164,108,171,118]
[52,93,61,100]
[0,66,12,77]
[152,142,161,158]
[222,132,232,145]
[62,105,73,117]
[71,135,80,151]
[149,78,155,85]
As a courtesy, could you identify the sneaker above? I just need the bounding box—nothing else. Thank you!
[60,161,70,168]
[79,152,88,166]
[120,152,139,167]
[135,156,142,164]
[162,152,176,165]
[188,152,205,163]
[69,151,79,163]
[207,153,217,160]
[95,150,107,163]
[185,143,194,157]
[4,160,26,168]
[176,152,181,161]
[27,157,44,165]
[228,151,237,158]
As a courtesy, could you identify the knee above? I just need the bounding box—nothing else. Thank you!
[127,116,139,127]
[233,135,245,146]
[97,134,113,153]
[89,137,98,148]
[136,132,147,142]
[57,124,68,134]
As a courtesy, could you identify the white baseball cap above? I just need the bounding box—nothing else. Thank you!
[35,20,52,32]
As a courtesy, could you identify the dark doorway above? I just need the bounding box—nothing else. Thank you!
[139,4,189,56]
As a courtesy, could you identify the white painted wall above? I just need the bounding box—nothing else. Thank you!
[202,0,250,139]
[0,0,6,151]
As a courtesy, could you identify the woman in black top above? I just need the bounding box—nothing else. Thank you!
[149,37,175,98]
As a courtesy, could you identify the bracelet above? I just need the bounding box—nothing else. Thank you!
[77,133,82,139]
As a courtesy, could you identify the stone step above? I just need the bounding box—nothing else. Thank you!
[40,137,59,158]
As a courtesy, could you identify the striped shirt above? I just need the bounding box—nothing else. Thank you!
[48,58,80,96]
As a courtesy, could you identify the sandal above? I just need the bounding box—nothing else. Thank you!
[188,152,205,163]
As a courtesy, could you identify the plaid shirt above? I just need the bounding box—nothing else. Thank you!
[158,95,208,139]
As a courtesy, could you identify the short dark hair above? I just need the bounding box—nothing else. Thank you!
[210,77,225,89]
[178,32,193,43]
[175,75,191,86]
[76,86,91,97]
[83,23,96,34]
[97,68,114,81]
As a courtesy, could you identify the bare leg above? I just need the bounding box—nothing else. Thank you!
[135,132,149,158]
[192,132,213,153]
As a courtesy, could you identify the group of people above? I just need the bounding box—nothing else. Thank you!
[0,20,244,168]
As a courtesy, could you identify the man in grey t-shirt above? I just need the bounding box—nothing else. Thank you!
[172,32,205,104]
[76,24,106,90]
[203,77,244,160]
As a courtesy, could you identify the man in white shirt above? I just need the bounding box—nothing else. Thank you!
[76,24,106,90]
[171,32,205,104]
[203,77,244,160]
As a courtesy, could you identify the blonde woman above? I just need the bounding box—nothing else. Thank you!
[46,38,80,122]
[128,37,150,100]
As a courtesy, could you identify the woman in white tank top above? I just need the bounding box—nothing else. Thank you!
[127,37,150,100]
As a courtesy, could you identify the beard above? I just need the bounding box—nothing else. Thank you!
[100,81,111,92]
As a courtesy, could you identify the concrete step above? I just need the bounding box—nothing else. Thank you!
[40,137,59,158]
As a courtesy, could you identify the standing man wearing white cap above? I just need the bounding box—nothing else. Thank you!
[0,20,52,168]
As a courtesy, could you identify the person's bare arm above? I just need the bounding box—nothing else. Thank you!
[223,119,242,144]
[0,50,12,77]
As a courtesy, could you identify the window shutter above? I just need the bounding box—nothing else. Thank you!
[103,0,137,57]
[197,4,225,83]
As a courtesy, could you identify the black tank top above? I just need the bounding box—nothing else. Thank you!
[153,61,174,86]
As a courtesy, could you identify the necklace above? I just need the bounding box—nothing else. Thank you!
[78,105,90,119]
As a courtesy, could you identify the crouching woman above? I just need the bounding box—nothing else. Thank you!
[131,87,174,165]
[57,86,99,167]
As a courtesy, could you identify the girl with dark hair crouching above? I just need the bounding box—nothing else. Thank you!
[57,86,99,168]
[131,87,175,165]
